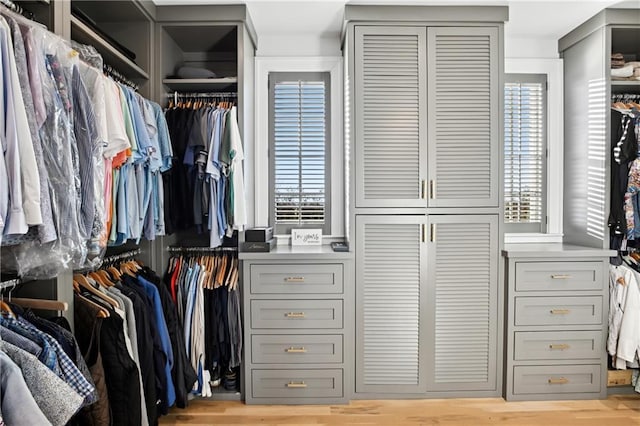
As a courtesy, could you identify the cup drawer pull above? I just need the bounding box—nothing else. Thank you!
[548,377,569,385]
[549,344,570,350]
[285,347,307,353]
[285,312,306,318]
[551,274,572,279]
[285,277,305,283]
[550,309,570,315]
[286,381,307,388]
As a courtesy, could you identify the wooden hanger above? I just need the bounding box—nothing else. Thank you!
[73,274,120,308]
[0,300,15,318]
[89,271,111,288]
[107,265,122,281]
[11,298,68,312]
[75,292,110,318]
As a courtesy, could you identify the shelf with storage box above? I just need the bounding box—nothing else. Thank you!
[69,0,155,96]
[240,246,353,404]
[503,244,615,401]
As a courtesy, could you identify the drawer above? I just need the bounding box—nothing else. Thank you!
[252,369,343,398]
[515,261,603,292]
[250,300,343,329]
[514,331,602,360]
[514,296,603,326]
[250,264,343,294]
[252,334,343,364]
[513,365,601,395]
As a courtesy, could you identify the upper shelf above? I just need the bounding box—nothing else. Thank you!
[162,77,238,92]
[70,15,149,81]
[611,80,640,92]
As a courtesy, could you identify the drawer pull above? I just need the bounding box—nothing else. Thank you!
[286,381,307,388]
[550,309,570,315]
[549,344,571,351]
[285,347,307,353]
[548,377,569,385]
[285,277,305,283]
[285,312,306,318]
[551,274,572,280]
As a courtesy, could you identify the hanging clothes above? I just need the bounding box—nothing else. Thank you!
[164,249,242,395]
[0,8,174,279]
[164,102,246,247]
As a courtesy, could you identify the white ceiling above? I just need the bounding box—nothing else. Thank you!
[153,0,640,40]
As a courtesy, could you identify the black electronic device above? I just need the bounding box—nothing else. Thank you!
[331,242,349,252]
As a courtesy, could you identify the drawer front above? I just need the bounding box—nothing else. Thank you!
[514,331,602,360]
[513,365,601,394]
[252,334,343,364]
[252,369,343,398]
[515,261,603,292]
[514,296,603,326]
[250,264,343,294]
[250,300,343,329]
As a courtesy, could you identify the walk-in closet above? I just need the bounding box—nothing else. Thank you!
[2,0,640,424]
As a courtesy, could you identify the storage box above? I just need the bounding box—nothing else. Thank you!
[245,227,274,242]
[241,238,277,252]
[607,369,633,386]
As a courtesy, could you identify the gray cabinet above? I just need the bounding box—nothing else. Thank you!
[503,244,613,401]
[355,215,499,394]
[346,5,506,399]
[241,249,352,404]
[353,25,499,209]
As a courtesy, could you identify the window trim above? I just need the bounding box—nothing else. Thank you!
[253,57,344,241]
[504,73,548,233]
[503,58,564,244]
[268,71,332,235]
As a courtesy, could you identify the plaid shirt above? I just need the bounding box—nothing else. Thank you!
[17,317,97,406]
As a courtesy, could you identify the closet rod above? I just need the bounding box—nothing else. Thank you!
[0,0,34,19]
[167,246,237,253]
[0,278,21,292]
[104,63,139,91]
[166,92,237,98]
[102,248,142,265]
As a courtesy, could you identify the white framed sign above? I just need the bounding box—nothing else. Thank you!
[291,229,322,246]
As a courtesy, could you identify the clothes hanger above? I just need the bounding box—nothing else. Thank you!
[89,271,111,288]
[10,298,68,312]
[75,292,110,318]
[73,274,120,308]
[0,300,15,318]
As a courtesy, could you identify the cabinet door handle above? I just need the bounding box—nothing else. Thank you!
[285,347,307,353]
[284,277,305,283]
[429,180,435,199]
[551,274,572,280]
[550,309,570,315]
[548,377,569,385]
[422,224,426,243]
[286,381,307,388]
[549,344,570,351]
[421,180,426,199]
[430,224,436,242]
[285,312,306,318]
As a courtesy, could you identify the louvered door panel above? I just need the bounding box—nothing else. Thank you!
[356,215,427,393]
[427,27,499,207]
[354,26,427,208]
[426,215,498,391]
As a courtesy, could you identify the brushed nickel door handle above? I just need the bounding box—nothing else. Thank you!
[286,381,307,388]
[285,347,307,353]
[284,277,305,283]
[285,312,306,318]
[548,377,569,385]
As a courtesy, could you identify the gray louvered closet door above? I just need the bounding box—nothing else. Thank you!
[355,215,427,393]
[427,27,499,208]
[354,26,427,208]
[425,214,498,391]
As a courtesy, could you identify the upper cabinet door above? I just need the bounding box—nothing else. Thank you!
[427,27,499,208]
[354,26,427,208]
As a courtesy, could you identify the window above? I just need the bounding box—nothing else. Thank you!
[269,72,331,234]
[504,74,547,233]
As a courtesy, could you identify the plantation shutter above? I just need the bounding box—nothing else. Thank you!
[504,74,547,232]
[269,72,331,234]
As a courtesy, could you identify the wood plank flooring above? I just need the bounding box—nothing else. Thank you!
[159,395,640,425]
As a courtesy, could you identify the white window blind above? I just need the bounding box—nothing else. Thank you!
[269,72,331,234]
[504,74,547,232]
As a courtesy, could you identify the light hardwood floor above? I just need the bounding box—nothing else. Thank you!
[159,395,640,425]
